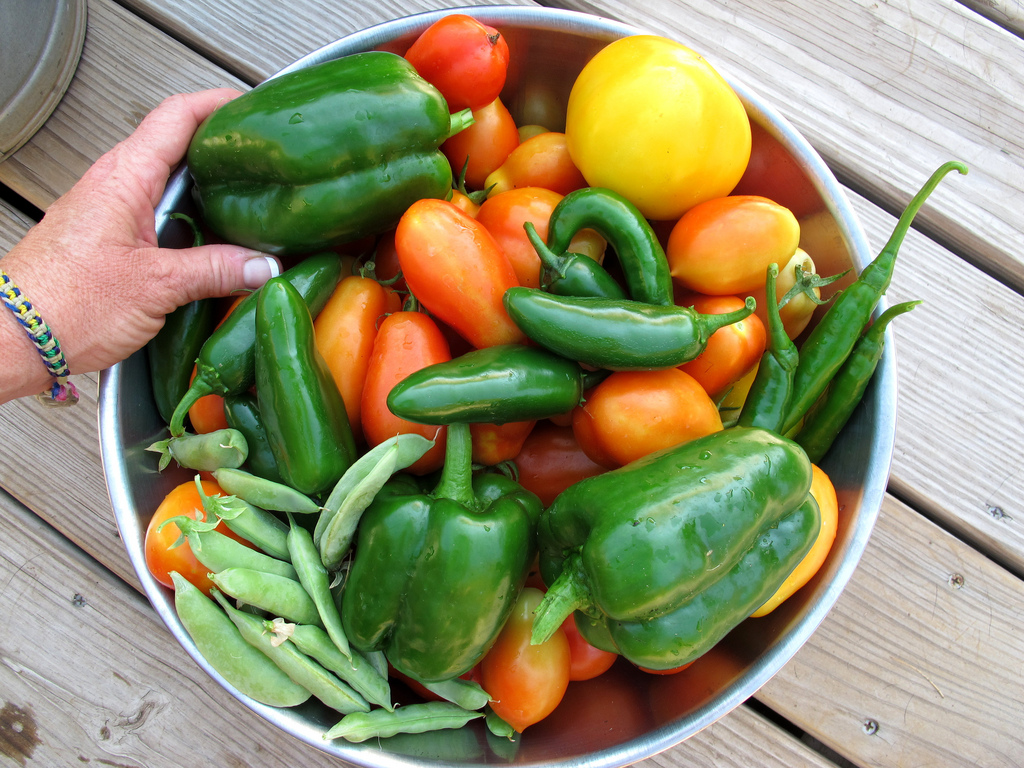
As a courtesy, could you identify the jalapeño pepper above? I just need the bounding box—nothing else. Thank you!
[168,253,342,436]
[341,423,541,682]
[530,426,819,670]
[255,277,357,496]
[188,51,474,255]
[504,287,755,371]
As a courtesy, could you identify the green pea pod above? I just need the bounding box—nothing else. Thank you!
[195,480,291,560]
[210,567,322,627]
[386,344,589,426]
[287,512,351,658]
[224,392,284,484]
[212,467,321,515]
[415,676,491,711]
[796,300,922,463]
[545,187,673,306]
[782,161,967,433]
[315,433,436,569]
[256,276,358,496]
[524,221,627,300]
[504,287,756,371]
[325,701,483,743]
[147,428,248,472]
[738,263,799,432]
[170,572,310,708]
[288,623,393,711]
[168,252,343,437]
[212,591,370,715]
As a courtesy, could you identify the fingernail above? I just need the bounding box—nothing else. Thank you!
[243,255,281,288]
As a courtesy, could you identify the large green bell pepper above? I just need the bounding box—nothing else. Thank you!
[531,426,820,670]
[340,423,541,682]
[187,51,473,256]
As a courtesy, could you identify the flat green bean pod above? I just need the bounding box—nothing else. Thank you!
[416,676,491,711]
[172,575,310,707]
[288,623,392,711]
[212,590,370,715]
[213,466,321,515]
[148,428,248,472]
[165,513,298,582]
[196,478,290,559]
[287,512,351,658]
[325,701,483,743]
[210,567,322,627]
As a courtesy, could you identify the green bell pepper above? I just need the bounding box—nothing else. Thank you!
[386,344,606,425]
[531,426,819,670]
[188,51,474,256]
[341,423,542,682]
[255,276,357,496]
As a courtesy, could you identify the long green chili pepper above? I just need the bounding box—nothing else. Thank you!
[545,187,674,306]
[168,252,343,437]
[738,263,799,432]
[782,161,966,433]
[223,392,284,484]
[524,221,627,300]
[797,300,921,463]
[504,287,755,371]
[148,214,217,425]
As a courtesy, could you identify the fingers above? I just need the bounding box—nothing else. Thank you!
[162,243,282,306]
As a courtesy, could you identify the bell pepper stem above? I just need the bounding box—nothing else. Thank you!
[530,552,592,645]
[432,422,476,507]
[447,108,476,139]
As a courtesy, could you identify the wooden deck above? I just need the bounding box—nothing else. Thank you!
[1,1,1022,766]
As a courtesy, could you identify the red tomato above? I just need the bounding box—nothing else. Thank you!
[484,132,588,197]
[360,310,450,474]
[145,478,251,595]
[476,187,564,289]
[480,587,571,732]
[404,14,510,112]
[731,121,823,220]
[442,97,520,190]
[667,195,800,296]
[676,292,767,399]
[562,615,618,681]
[512,421,607,506]
[573,369,723,467]
[395,198,526,349]
[470,420,536,466]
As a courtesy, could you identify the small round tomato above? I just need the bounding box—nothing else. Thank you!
[404,14,510,112]
[512,420,607,505]
[442,97,520,190]
[480,587,570,732]
[573,369,723,467]
[562,614,617,681]
[484,132,588,197]
[145,478,251,595]
[476,187,564,289]
[731,121,823,220]
[677,292,767,399]
[667,195,800,296]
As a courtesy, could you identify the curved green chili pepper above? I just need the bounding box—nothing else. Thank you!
[386,344,590,425]
[255,276,357,496]
[738,263,799,432]
[782,161,966,433]
[503,287,755,371]
[524,221,627,300]
[148,214,216,425]
[545,187,673,306]
[797,300,921,463]
[168,252,343,436]
[223,392,284,484]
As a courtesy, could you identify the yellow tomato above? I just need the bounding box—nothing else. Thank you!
[751,464,839,617]
[565,35,751,221]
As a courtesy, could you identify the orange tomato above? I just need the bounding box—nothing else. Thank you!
[573,369,723,467]
[470,420,536,466]
[562,614,618,681]
[751,463,839,617]
[677,292,767,399]
[476,187,564,289]
[187,367,229,434]
[484,132,588,197]
[441,97,519,190]
[512,421,607,505]
[667,195,800,295]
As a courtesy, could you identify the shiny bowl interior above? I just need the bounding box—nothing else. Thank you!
[98,6,895,767]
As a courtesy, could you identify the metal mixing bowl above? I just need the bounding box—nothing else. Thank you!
[98,6,895,766]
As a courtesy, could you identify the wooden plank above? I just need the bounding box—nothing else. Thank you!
[757,494,1024,767]
[539,0,1024,292]
[0,0,245,209]
[0,488,839,768]
[122,0,536,85]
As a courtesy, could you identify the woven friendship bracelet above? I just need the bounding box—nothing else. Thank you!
[0,267,79,406]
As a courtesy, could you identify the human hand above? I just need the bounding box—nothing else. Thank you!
[0,88,280,402]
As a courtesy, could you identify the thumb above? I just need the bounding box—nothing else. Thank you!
[164,243,282,305]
